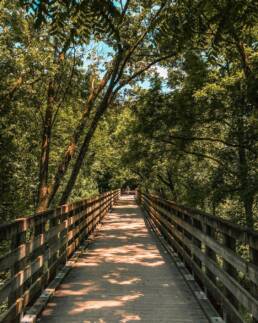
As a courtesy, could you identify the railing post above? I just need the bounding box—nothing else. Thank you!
[100,194,104,222]
[33,216,46,294]
[222,233,238,322]
[137,189,141,204]
[8,219,27,321]
[250,244,258,323]
[192,218,203,288]
[47,209,59,283]
[60,205,69,265]
[96,196,101,226]
[204,224,219,309]
[111,191,114,209]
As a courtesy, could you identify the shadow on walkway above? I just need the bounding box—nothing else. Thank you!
[40,196,208,323]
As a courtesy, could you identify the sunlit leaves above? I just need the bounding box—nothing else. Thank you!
[21,0,121,45]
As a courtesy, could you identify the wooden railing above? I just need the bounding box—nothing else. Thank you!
[121,189,136,195]
[0,189,120,322]
[138,191,258,323]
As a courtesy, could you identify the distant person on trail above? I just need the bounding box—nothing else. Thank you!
[126,186,130,194]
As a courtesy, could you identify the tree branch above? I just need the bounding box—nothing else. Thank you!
[115,0,169,84]
[112,52,175,98]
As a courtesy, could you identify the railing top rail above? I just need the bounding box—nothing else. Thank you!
[0,190,118,241]
[142,192,258,241]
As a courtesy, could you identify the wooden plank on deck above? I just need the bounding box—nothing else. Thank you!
[39,195,208,323]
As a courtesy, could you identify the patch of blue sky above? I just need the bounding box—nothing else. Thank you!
[137,65,171,92]
[82,39,114,72]
[82,39,170,92]
[113,0,127,9]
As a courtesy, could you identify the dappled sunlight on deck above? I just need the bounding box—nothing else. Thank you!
[69,292,144,314]
[39,195,208,323]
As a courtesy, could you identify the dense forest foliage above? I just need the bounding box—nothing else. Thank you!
[0,0,257,229]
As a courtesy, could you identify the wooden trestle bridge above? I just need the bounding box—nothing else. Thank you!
[0,190,257,323]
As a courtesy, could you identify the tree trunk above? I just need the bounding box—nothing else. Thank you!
[59,52,123,204]
[157,168,177,201]
[37,81,55,212]
[236,101,254,229]
[237,141,254,229]
[45,104,92,207]
[46,74,111,207]
[59,108,104,204]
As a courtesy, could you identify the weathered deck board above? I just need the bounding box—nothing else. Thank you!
[39,195,208,323]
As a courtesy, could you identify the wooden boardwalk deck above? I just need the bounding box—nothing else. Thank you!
[39,195,208,323]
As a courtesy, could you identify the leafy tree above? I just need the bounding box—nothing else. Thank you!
[0,0,257,232]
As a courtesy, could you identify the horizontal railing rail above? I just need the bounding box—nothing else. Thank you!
[121,189,136,195]
[138,191,258,323]
[0,189,120,322]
